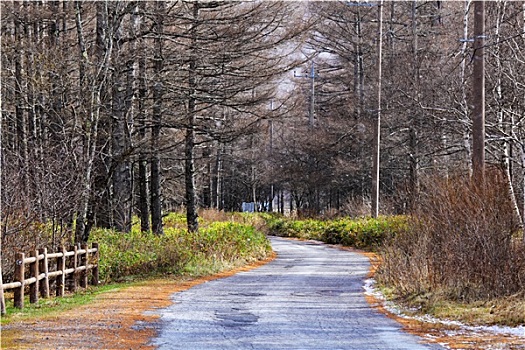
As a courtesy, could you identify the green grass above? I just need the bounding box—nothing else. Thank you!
[1,283,126,325]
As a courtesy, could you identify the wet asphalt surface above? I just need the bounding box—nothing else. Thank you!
[151,236,444,349]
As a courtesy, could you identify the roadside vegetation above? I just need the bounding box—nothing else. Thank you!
[91,212,270,282]
[263,213,406,250]
[1,210,271,321]
[377,171,525,327]
[4,180,525,329]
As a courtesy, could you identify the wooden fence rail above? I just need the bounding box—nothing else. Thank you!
[0,243,99,314]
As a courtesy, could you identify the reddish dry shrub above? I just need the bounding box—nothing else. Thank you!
[378,170,525,301]
[1,209,73,283]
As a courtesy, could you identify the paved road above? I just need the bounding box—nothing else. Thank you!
[151,237,443,349]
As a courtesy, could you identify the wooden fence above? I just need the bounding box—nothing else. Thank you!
[0,243,99,314]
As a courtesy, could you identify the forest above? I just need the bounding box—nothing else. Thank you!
[2,1,525,246]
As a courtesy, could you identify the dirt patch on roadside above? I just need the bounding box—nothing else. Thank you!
[1,254,276,350]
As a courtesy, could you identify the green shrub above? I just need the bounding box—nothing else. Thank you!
[263,214,407,250]
[163,212,188,229]
[89,219,271,282]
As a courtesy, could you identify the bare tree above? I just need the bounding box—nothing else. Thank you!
[74,1,114,243]
[136,2,150,233]
[151,0,165,235]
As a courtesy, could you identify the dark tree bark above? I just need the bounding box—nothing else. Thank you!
[136,2,150,232]
[110,4,133,233]
[111,60,132,232]
[185,2,200,233]
[14,1,29,195]
[150,1,164,235]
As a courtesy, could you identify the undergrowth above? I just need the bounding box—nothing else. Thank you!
[261,213,407,250]
[376,170,525,326]
[90,219,271,283]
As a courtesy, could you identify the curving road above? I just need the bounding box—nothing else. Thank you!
[151,237,443,349]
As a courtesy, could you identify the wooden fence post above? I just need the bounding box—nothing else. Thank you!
[39,248,50,298]
[29,250,39,304]
[67,245,73,292]
[68,245,78,292]
[91,242,99,286]
[80,244,88,288]
[14,252,25,309]
[56,246,65,297]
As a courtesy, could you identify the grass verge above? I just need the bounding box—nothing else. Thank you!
[386,290,525,327]
[1,213,272,324]
[1,283,126,325]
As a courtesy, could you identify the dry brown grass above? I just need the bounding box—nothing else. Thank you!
[378,170,525,305]
[365,252,525,349]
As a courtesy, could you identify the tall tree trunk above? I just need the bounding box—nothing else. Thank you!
[111,7,133,233]
[354,9,364,120]
[150,1,164,235]
[472,0,485,181]
[25,7,39,217]
[371,1,382,218]
[74,1,112,243]
[137,2,150,232]
[522,145,525,241]
[111,64,132,232]
[461,0,473,175]
[14,1,29,196]
[92,1,112,230]
[202,146,212,208]
[408,0,420,210]
[495,2,523,227]
[46,1,62,228]
[522,1,525,241]
[185,3,200,233]
[212,142,223,210]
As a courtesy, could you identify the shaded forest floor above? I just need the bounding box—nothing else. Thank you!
[1,249,524,349]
